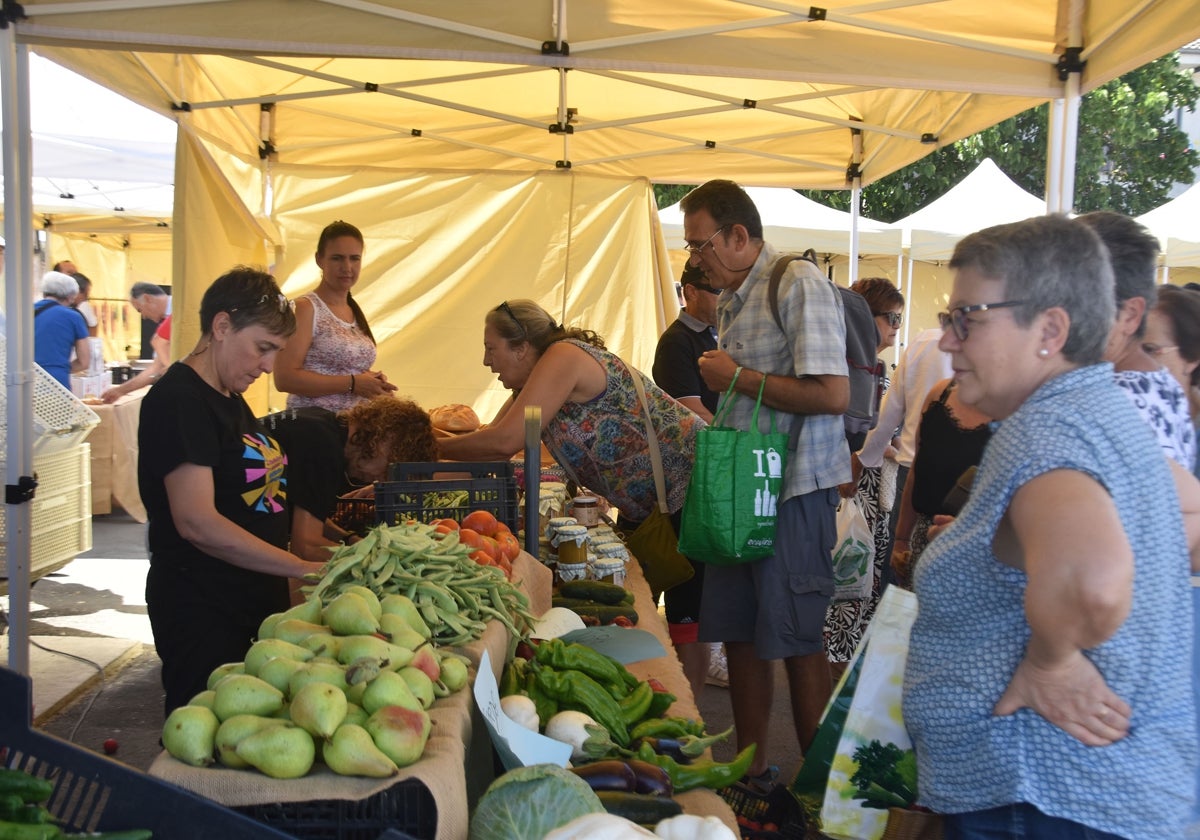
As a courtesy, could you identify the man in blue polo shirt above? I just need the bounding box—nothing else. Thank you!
[683,179,850,787]
[33,271,91,390]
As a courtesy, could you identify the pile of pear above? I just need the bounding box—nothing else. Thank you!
[161,585,471,780]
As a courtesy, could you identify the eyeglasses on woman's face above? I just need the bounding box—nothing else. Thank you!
[683,227,726,255]
[937,300,1025,342]
[876,311,902,328]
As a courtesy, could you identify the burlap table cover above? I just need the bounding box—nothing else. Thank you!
[149,551,552,840]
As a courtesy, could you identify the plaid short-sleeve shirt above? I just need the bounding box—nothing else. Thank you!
[716,242,850,501]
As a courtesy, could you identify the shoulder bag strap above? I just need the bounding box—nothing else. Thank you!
[627,364,671,516]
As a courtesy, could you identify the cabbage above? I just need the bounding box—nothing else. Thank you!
[469,763,604,840]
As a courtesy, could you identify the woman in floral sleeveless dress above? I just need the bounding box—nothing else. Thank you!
[274,220,396,411]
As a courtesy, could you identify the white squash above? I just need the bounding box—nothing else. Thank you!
[499,694,540,732]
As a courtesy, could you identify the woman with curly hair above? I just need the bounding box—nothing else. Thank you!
[264,396,438,563]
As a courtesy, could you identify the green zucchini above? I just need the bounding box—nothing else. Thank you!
[595,790,682,824]
[558,580,630,605]
[0,771,53,805]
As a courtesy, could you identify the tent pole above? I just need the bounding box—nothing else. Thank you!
[1045,99,1064,212]
[847,125,863,286]
[1,26,37,676]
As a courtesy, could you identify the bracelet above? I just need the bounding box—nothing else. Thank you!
[894,537,910,544]
[348,374,356,394]
[733,365,744,386]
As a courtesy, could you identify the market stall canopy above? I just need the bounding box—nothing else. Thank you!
[895,159,1048,262]
[17,0,1200,189]
[1137,181,1200,269]
[659,187,902,257]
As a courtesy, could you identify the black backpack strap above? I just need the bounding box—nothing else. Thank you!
[767,248,821,333]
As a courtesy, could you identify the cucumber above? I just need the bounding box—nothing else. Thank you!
[550,599,639,625]
[0,771,53,805]
[595,790,682,824]
[558,580,630,606]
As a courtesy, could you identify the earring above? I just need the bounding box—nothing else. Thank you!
[1037,348,1049,358]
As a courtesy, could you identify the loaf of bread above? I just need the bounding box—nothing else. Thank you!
[429,403,481,433]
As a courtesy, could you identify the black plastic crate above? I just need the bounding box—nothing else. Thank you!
[0,666,292,840]
[233,778,436,840]
[375,461,519,532]
[720,780,809,839]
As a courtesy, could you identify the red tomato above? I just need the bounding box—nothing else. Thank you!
[495,531,521,562]
[461,510,499,538]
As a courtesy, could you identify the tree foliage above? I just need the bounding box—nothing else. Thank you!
[654,54,1198,222]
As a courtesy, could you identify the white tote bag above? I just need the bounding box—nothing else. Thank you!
[832,497,874,602]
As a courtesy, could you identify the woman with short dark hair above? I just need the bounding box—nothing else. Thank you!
[139,267,326,714]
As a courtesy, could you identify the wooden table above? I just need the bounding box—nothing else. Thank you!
[87,390,147,522]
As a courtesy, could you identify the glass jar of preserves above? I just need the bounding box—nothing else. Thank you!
[571,495,601,527]
[546,516,578,543]
[552,524,589,566]
[591,557,627,587]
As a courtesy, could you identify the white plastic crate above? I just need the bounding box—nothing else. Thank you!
[0,340,101,457]
[0,444,93,585]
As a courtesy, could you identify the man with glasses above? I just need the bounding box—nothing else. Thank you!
[681,179,850,787]
[101,282,172,402]
[652,263,721,696]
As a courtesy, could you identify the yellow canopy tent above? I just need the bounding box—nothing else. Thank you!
[3,1,1198,671]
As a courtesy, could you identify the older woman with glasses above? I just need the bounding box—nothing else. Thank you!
[904,215,1200,840]
[139,268,328,714]
[437,299,707,683]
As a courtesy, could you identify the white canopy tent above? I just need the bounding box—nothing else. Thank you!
[1137,181,1200,275]
[4,1,1200,673]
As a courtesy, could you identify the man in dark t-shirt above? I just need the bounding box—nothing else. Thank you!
[650,264,722,697]
[653,264,720,422]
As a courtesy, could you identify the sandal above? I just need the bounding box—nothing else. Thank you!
[743,764,780,795]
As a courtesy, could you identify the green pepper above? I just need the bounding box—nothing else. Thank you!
[629,716,705,741]
[635,741,757,792]
[499,657,528,697]
[524,671,558,728]
[644,688,676,719]
[536,666,630,745]
[534,638,636,696]
[617,681,654,726]
[0,820,61,840]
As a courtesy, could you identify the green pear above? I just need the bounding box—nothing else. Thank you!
[323,592,381,636]
[258,655,308,694]
[379,594,432,639]
[235,723,316,779]
[281,594,325,626]
[345,680,367,706]
[408,646,441,682]
[188,689,217,710]
[301,633,340,658]
[343,702,369,728]
[162,705,219,767]
[378,613,426,650]
[439,657,469,693]
[273,702,292,720]
[291,681,348,740]
[365,705,432,768]
[322,723,398,778]
[335,635,414,669]
[213,674,285,721]
[215,714,288,768]
[360,670,423,715]
[397,666,435,710]
[340,585,383,619]
[243,638,314,676]
[257,611,287,640]
[206,662,245,690]
[273,619,332,645]
[288,660,350,696]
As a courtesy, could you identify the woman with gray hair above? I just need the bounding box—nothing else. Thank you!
[33,270,90,389]
[903,215,1200,839]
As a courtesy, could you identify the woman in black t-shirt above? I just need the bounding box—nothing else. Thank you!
[139,267,328,714]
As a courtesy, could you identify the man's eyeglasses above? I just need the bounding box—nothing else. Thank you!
[496,301,527,340]
[876,311,902,328]
[1142,342,1179,357]
[683,227,726,255]
[229,293,294,315]
[937,300,1025,342]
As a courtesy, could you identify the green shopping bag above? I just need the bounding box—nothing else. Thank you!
[677,369,788,564]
